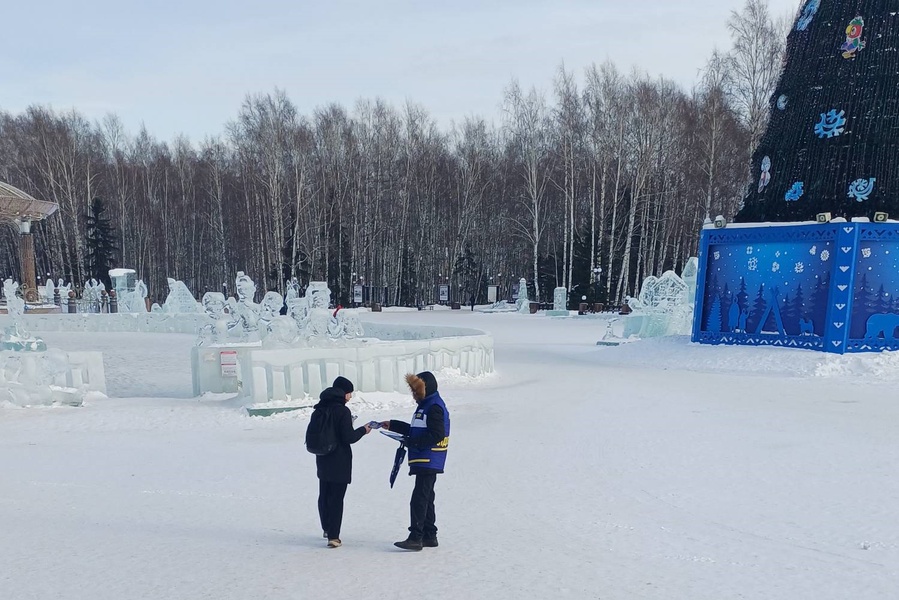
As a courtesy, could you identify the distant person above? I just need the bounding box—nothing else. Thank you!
[381,371,450,551]
[308,376,371,548]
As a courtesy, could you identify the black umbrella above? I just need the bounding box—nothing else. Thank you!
[389,443,406,488]
[380,430,408,488]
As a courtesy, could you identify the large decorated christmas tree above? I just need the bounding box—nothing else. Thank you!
[736,1,899,223]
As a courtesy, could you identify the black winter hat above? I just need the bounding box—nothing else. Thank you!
[416,371,438,397]
[333,376,354,395]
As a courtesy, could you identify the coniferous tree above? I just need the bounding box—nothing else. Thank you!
[782,291,796,334]
[737,1,899,222]
[707,294,723,332]
[749,283,767,332]
[736,276,750,313]
[854,272,871,316]
[721,283,733,331]
[874,284,889,314]
[85,197,118,288]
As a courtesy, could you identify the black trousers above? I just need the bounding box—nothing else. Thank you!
[409,473,438,540]
[318,480,348,539]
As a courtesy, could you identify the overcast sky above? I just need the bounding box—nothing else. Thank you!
[0,0,802,141]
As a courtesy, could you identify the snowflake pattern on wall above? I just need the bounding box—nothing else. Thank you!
[820,249,830,261]
[748,257,758,271]
[794,262,804,273]
[814,109,847,138]
[746,246,754,255]
[785,181,805,201]
[862,247,872,258]
[772,262,781,272]
[714,251,720,260]
[809,245,817,255]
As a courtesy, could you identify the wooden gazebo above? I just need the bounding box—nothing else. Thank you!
[0,182,58,302]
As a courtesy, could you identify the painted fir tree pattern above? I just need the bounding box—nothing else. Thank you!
[736,1,899,223]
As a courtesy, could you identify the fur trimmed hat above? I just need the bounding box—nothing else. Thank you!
[405,371,437,402]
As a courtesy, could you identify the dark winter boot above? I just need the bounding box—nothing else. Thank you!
[394,537,423,551]
[422,537,438,548]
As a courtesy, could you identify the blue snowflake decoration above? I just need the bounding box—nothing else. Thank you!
[815,109,847,138]
[785,181,804,202]
[796,0,820,31]
[848,177,876,202]
[777,94,788,110]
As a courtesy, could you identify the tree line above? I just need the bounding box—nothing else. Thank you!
[0,0,789,307]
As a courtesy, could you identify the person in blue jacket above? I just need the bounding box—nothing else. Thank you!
[381,371,450,551]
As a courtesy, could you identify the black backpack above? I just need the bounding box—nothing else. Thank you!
[305,407,338,455]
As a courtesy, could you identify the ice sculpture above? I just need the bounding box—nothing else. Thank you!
[516,278,531,314]
[3,279,24,318]
[1,348,86,406]
[285,277,308,326]
[194,276,365,347]
[197,292,230,346]
[306,281,331,309]
[55,279,72,308]
[553,287,567,311]
[263,316,300,347]
[117,279,148,313]
[82,279,106,312]
[285,278,301,302]
[622,258,698,338]
[162,279,201,314]
[258,291,284,329]
[328,307,365,340]
[229,271,261,336]
[37,282,51,304]
[1,279,46,352]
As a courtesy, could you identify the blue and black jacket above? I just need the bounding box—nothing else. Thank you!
[389,372,450,474]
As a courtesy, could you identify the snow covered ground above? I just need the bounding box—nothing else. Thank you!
[2,310,898,599]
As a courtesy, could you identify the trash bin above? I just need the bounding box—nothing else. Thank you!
[529,301,539,314]
[578,302,588,315]
[593,302,603,313]
[451,302,461,310]
[371,302,382,312]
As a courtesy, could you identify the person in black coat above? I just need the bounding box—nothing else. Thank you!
[314,376,371,548]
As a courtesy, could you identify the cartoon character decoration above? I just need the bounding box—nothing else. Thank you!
[796,0,820,31]
[841,16,865,59]
[848,178,876,202]
[758,156,772,193]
